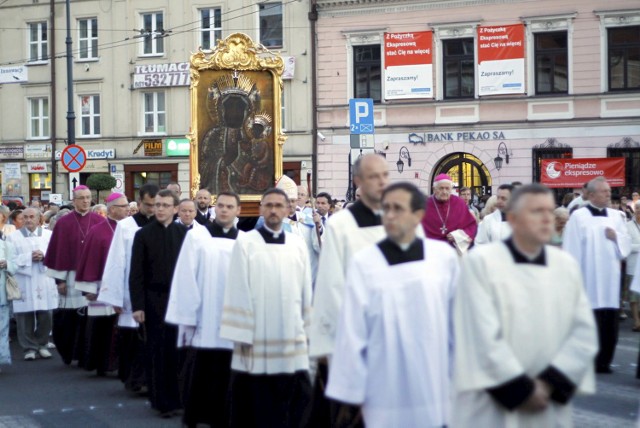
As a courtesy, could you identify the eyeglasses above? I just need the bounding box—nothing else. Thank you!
[154,203,175,209]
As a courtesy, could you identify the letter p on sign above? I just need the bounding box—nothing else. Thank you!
[349,98,375,135]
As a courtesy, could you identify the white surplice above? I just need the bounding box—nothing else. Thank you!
[219,230,312,374]
[562,206,631,309]
[453,242,597,428]
[326,238,459,428]
[475,210,512,244]
[8,229,58,313]
[165,232,236,349]
[97,216,141,327]
[308,209,385,358]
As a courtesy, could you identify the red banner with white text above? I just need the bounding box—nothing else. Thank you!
[477,24,525,96]
[540,158,626,188]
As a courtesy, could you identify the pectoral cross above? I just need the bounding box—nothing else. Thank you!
[440,225,448,235]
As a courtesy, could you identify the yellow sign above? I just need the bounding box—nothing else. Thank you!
[143,139,163,156]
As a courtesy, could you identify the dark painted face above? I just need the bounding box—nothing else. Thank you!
[221,94,250,128]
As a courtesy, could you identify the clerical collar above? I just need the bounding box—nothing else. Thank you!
[208,221,238,240]
[257,226,285,244]
[75,209,90,217]
[199,209,209,216]
[504,238,546,266]
[133,212,154,227]
[500,211,507,222]
[349,200,382,228]
[586,204,608,217]
[377,237,424,266]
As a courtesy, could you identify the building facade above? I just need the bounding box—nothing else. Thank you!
[315,0,640,201]
[0,0,313,203]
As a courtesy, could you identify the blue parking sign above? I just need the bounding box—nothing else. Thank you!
[349,98,374,134]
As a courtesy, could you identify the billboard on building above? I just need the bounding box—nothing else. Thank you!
[541,158,626,188]
[384,31,433,100]
[477,24,525,96]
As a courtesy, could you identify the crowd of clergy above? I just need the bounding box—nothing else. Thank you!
[0,152,639,427]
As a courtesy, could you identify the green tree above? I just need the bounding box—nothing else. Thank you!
[86,174,117,203]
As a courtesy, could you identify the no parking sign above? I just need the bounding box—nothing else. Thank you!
[61,145,87,173]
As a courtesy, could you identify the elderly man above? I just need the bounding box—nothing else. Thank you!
[220,188,312,427]
[476,184,514,244]
[194,188,213,225]
[8,208,57,361]
[309,154,388,427]
[327,182,459,428]
[176,199,203,232]
[44,185,105,365]
[563,176,631,373]
[454,184,597,427]
[421,174,477,252]
[75,193,129,375]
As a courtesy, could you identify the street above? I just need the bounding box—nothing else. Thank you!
[0,326,639,427]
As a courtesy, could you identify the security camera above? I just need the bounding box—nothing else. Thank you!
[317,131,326,141]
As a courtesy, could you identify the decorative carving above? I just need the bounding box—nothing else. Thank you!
[533,138,572,150]
[608,137,640,149]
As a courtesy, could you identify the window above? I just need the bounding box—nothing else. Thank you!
[78,18,98,60]
[259,2,282,48]
[353,45,381,101]
[141,12,164,55]
[142,92,166,134]
[531,138,572,183]
[200,8,222,50]
[442,38,475,99]
[28,97,49,139]
[79,95,100,136]
[608,138,640,196]
[28,22,48,62]
[534,32,568,94]
[608,26,640,91]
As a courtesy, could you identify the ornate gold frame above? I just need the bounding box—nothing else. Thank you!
[188,33,286,210]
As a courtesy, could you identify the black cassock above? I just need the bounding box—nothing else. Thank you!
[130,220,187,414]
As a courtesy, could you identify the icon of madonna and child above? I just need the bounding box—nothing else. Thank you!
[198,70,277,195]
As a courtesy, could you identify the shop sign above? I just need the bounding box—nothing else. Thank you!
[25,143,52,159]
[54,148,115,160]
[0,145,24,159]
[166,138,190,156]
[132,62,190,88]
[27,162,49,173]
[0,65,28,84]
[143,139,163,156]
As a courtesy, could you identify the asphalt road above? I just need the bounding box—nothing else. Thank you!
[0,324,638,427]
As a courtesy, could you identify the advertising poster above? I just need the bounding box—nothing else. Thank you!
[384,31,433,100]
[541,158,626,188]
[477,24,525,96]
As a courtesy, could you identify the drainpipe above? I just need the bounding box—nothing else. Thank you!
[309,0,318,194]
[50,0,57,193]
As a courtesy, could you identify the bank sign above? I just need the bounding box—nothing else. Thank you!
[541,158,626,188]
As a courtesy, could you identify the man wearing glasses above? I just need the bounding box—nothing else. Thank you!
[130,189,188,418]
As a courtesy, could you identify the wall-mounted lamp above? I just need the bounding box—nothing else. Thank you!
[494,142,511,171]
[397,146,412,173]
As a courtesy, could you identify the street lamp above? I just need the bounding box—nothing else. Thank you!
[494,142,510,171]
[397,146,412,173]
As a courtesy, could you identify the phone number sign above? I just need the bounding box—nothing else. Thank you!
[133,62,190,89]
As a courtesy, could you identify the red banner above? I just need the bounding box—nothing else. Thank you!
[540,158,626,188]
[477,24,525,63]
[384,31,432,68]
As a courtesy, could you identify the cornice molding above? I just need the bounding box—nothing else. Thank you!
[317,0,527,17]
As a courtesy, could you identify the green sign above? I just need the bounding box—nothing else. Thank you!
[165,138,190,156]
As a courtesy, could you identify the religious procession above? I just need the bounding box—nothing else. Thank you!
[1,159,639,427]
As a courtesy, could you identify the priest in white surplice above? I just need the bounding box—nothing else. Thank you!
[165,192,242,428]
[8,208,57,360]
[98,183,158,391]
[309,154,388,427]
[563,176,631,373]
[454,184,597,428]
[220,188,312,428]
[326,182,459,428]
[475,184,513,244]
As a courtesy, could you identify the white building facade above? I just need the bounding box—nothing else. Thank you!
[0,0,313,203]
